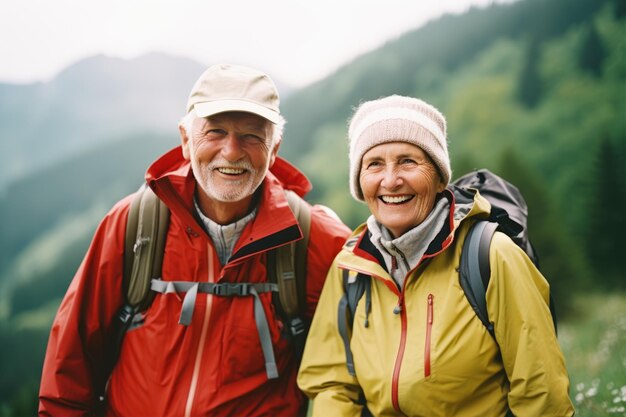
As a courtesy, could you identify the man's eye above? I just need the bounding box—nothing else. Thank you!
[208,129,226,135]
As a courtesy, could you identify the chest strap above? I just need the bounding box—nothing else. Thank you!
[150,279,280,379]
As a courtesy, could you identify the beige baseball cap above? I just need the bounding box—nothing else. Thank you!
[186,64,280,124]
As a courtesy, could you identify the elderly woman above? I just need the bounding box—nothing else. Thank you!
[297,95,574,417]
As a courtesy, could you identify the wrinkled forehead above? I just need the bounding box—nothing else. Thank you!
[363,141,430,159]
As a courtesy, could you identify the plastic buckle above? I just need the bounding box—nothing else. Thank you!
[118,304,135,324]
[215,283,248,296]
[289,317,306,337]
[213,284,227,296]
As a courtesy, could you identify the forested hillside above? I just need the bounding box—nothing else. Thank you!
[280,0,625,296]
[0,0,624,414]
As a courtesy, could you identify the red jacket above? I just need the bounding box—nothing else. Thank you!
[39,146,351,417]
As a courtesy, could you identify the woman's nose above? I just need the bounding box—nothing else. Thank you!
[381,166,402,190]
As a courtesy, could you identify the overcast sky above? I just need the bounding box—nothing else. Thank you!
[0,0,513,88]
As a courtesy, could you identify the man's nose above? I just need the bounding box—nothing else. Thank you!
[221,133,244,161]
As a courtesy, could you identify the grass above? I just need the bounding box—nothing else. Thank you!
[559,293,626,416]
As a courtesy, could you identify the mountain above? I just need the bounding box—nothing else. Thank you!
[0,52,206,189]
[0,52,296,190]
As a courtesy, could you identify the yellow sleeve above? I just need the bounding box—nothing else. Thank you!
[297,259,364,417]
[487,232,575,417]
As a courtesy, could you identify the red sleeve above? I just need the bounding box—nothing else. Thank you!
[38,196,131,417]
[304,206,351,319]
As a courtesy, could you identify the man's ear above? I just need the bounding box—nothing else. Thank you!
[269,137,281,168]
[179,124,191,160]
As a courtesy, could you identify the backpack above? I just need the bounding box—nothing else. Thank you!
[338,169,556,377]
[113,183,311,380]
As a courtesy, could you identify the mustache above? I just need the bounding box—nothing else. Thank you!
[206,158,254,172]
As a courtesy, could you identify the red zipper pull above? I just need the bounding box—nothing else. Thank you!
[391,256,398,273]
[427,294,434,324]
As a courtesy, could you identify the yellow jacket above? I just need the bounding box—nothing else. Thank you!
[298,190,574,417]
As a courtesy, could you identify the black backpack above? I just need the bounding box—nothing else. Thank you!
[338,169,557,377]
[113,184,311,381]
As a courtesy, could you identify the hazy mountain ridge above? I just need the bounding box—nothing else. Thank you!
[0,53,204,188]
[0,52,295,190]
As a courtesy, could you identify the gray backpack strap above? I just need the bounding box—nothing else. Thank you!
[338,269,356,376]
[459,220,498,337]
[151,279,280,379]
[338,269,371,376]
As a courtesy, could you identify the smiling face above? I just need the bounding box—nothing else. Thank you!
[180,111,279,224]
[359,142,446,238]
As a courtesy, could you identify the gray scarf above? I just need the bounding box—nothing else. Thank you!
[367,197,450,289]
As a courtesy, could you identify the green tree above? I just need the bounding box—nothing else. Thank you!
[578,25,606,77]
[516,37,543,108]
[613,0,626,19]
[584,138,626,289]
[496,149,590,317]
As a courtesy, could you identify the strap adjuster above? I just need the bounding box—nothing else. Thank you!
[288,317,306,337]
[118,304,136,324]
[214,283,249,296]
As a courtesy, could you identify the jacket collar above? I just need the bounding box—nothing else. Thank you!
[349,188,491,269]
[143,145,311,259]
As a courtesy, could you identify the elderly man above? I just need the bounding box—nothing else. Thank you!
[39,64,351,417]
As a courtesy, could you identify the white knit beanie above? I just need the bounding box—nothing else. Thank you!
[348,95,451,202]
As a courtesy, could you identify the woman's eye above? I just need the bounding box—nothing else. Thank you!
[400,158,416,165]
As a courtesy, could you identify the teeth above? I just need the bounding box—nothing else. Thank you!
[381,195,412,204]
[218,168,245,175]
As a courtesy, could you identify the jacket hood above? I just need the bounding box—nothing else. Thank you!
[144,145,312,197]
[142,145,313,255]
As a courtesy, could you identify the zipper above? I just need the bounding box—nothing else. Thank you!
[184,245,217,417]
[391,297,408,414]
[425,294,434,377]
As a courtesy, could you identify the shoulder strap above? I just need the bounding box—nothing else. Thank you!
[123,184,170,311]
[338,269,371,376]
[459,220,498,337]
[272,190,311,318]
[110,184,169,389]
[459,220,558,338]
[266,190,312,355]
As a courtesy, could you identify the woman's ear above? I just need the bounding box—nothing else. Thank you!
[436,178,447,193]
